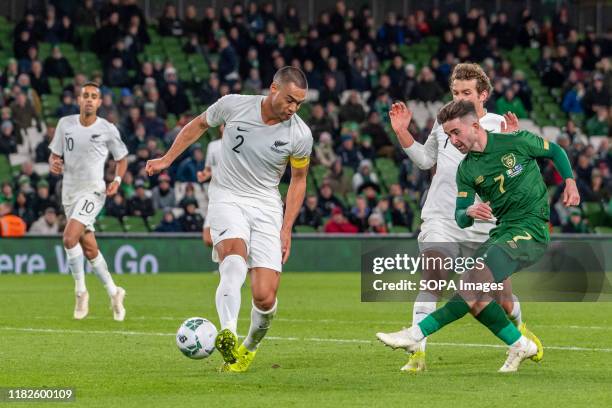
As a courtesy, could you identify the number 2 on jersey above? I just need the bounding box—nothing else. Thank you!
[494,174,506,194]
[232,135,244,153]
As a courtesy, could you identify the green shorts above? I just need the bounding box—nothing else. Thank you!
[475,218,550,283]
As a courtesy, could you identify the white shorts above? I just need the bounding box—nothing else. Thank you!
[208,202,283,272]
[418,218,491,258]
[63,192,105,232]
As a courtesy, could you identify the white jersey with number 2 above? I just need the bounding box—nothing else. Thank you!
[205,94,313,213]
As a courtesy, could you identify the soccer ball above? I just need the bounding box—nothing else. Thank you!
[176,317,218,359]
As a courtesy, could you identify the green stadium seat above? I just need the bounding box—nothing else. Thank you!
[123,216,149,233]
[0,154,12,182]
[146,211,164,231]
[594,226,612,234]
[98,216,125,233]
[389,225,411,233]
[278,183,289,199]
[295,225,317,233]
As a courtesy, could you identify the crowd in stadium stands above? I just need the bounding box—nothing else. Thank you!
[0,0,611,236]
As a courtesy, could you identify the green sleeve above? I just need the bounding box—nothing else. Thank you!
[455,164,476,229]
[518,131,574,179]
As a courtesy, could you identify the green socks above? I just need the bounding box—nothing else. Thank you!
[417,295,522,346]
[418,294,470,336]
[475,301,522,345]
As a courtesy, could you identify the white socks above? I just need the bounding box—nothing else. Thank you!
[216,255,248,334]
[508,294,522,327]
[66,245,118,297]
[243,299,277,352]
[412,292,438,352]
[90,252,118,297]
[66,244,86,294]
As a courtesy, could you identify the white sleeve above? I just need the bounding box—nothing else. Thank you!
[289,125,313,169]
[402,122,440,170]
[107,124,128,160]
[204,144,213,169]
[48,118,65,156]
[205,94,236,127]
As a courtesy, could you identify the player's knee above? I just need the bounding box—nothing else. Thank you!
[62,235,79,249]
[83,247,98,260]
[253,294,276,311]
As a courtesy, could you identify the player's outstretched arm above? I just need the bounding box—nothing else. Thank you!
[280,164,308,264]
[389,102,438,170]
[146,113,210,176]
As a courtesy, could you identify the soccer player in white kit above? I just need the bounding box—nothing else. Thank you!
[376,64,538,372]
[146,67,312,372]
[197,127,223,248]
[48,82,128,321]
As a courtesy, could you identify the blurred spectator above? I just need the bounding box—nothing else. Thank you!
[367,212,388,234]
[106,192,128,219]
[13,30,36,61]
[0,202,27,237]
[13,191,35,228]
[11,92,41,139]
[317,182,344,217]
[218,36,239,82]
[585,106,609,136]
[361,111,394,157]
[155,208,182,232]
[158,3,183,37]
[349,195,370,232]
[337,134,363,170]
[44,46,74,79]
[179,197,204,232]
[105,57,130,87]
[582,169,610,203]
[128,180,154,218]
[314,132,337,168]
[297,194,323,230]
[582,73,611,117]
[562,82,585,114]
[324,159,352,198]
[339,91,366,124]
[152,173,176,210]
[352,159,379,192]
[75,0,98,27]
[359,135,376,161]
[93,11,123,56]
[495,88,528,119]
[29,207,59,235]
[324,206,358,233]
[413,67,444,103]
[561,208,590,233]
[0,182,15,205]
[176,145,205,182]
[32,179,56,217]
[30,60,50,96]
[0,121,17,156]
[98,91,119,120]
[391,196,414,229]
[142,102,166,138]
[309,103,335,138]
[162,82,190,116]
[55,91,79,118]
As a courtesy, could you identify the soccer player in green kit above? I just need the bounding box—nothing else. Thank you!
[377,100,580,372]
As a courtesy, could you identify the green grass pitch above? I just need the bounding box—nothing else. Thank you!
[1,273,612,407]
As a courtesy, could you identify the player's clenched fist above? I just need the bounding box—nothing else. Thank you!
[145,158,168,176]
[49,155,64,174]
[466,201,493,220]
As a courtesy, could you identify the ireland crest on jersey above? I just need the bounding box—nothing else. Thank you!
[501,153,516,169]
[502,153,523,177]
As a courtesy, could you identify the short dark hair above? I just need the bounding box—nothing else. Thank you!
[436,100,478,124]
[82,81,100,89]
[273,66,308,89]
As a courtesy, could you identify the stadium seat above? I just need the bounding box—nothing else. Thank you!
[295,225,317,233]
[389,225,411,233]
[0,155,11,181]
[541,126,561,141]
[146,211,164,231]
[123,216,149,233]
[97,216,126,233]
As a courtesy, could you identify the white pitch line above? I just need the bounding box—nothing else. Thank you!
[1,326,611,353]
[28,316,612,330]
